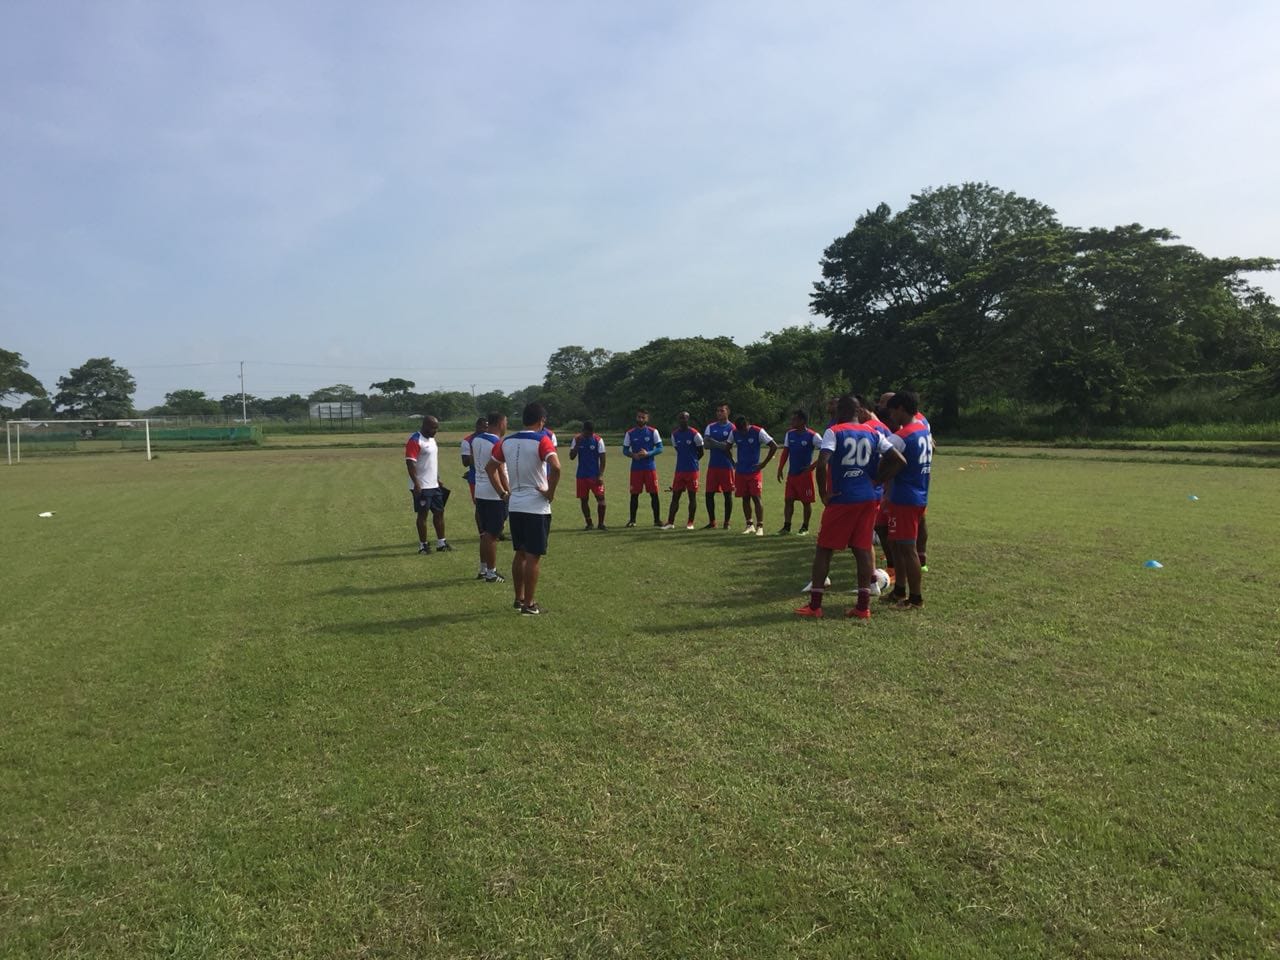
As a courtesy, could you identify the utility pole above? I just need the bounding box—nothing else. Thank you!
[240,360,248,422]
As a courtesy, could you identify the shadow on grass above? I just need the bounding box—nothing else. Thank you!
[286,550,424,565]
[321,580,489,596]
[316,610,492,636]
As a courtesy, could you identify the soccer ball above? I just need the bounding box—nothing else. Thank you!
[871,568,891,596]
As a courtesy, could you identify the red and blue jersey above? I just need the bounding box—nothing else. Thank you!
[820,421,895,504]
[731,425,773,474]
[461,432,477,483]
[887,420,932,506]
[570,433,605,479]
[782,428,819,475]
[671,427,703,473]
[864,416,893,498]
[623,425,663,472]
[704,420,734,469]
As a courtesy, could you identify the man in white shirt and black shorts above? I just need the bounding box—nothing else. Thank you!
[405,415,451,554]
[486,402,560,615]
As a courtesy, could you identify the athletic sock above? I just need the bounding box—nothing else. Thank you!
[856,588,871,612]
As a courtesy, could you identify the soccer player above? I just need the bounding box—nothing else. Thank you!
[776,409,819,534]
[569,419,607,530]
[622,409,663,527]
[470,411,507,582]
[795,395,905,620]
[486,402,560,615]
[729,415,777,536]
[881,391,932,608]
[461,416,486,502]
[663,411,704,529]
[876,391,933,574]
[405,415,451,554]
[702,402,735,529]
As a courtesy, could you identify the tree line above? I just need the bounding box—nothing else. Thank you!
[5,182,1276,431]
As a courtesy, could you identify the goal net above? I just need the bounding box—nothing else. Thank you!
[5,420,262,464]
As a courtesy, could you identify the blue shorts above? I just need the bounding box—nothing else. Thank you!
[508,512,551,556]
[412,488,445,514]
[475,498,508,538]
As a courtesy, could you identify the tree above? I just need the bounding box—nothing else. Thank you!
[260,394,308,419]
[162,389,220,416]
[812,182,1060,424]
[473,390,512,417]
[16,396,55,420]
[308,384,362,402]
[370,378,416,395]
[951,225,1278,422]
[369,378,416,414]
[1,349,46,405]
[220,394,263,417]
[743,325,848,423]
[54,358,136,418]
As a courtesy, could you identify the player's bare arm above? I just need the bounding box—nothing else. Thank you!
[543,453,561,501]
[406,459,420,492]
[759,439,779,471]
[876,448,908,486]
[776,447,788,482]
[815,450,832,505]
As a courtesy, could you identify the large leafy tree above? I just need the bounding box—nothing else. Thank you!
[162,389,220,416]
[54,357,136,418]
[950,225,1278,422]
[308,384,362,402]
[1,349,46,406]
[812,182,1060,424]
[743,325,848,423]
[541,346,613,424]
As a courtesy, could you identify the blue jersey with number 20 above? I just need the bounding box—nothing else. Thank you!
[821,421,893,504]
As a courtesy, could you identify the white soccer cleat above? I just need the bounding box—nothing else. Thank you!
[742,523,756,534]
[800,576,833,593]
[661,523,675,530]
[755,525,764,537]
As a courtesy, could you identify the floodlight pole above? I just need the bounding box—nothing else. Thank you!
[145,419,152,461]
[5,422,10,466]
[240,360,247,423]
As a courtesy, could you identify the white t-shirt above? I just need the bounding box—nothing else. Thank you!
[404,432,439,489]
[491,429,558,515]
[469,432,503,501]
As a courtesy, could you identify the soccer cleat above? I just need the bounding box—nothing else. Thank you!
[417,544,430,554]
[845,607,872,620]
[583,521,594,531]
[436,542,453,552]
[685,522,695,530]
[484,572,506,583]
[722,521,731,529]
[475,570,488,580]
[755,525,764,537]
[513,599,524,610]
[661,523,675,530]
[797,527,809,536]
[519,603,543,616]
[920,564,929,573]
[654,520,666,528]
[793,605,825,619]
[894,597,924,610]
[702,521,718,530]
[597,524,609,531]
[777,526,790,535]
[800,577,833,593]
[881,592,907,605]
[624,521,636,528]
[742,523,756,534]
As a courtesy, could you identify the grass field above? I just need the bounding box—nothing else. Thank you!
[1,441,1277,958]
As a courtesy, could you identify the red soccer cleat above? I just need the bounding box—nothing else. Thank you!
[845,607,871,620]
[793,605,824,619]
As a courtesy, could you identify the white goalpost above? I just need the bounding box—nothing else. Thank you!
[5,419,152,464]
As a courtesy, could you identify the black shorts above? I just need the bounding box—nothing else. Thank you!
[412,488,445,514]
[508,512,552,556]
[475,498,508,538]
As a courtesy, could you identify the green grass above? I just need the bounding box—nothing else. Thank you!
[1,446,1278,958]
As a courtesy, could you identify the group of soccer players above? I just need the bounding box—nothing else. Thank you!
[410,391,932,619]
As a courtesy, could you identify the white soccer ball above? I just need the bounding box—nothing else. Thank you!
[871,568,891,596]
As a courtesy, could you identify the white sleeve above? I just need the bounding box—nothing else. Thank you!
[758,427,774,445]
[460,438,472,456]
[596,437,606,453]
[820,429,837,452]
[652,429,663,443]
[693,431,704,448]
[883,433,905,454]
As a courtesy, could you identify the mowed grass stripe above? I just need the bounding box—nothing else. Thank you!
[1,447,1277,958]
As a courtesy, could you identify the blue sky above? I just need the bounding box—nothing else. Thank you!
[3,0,1277,408]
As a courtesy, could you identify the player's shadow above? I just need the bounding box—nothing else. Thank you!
[320,581,462,597]
[317,610,490,636]
[286,549,417,565]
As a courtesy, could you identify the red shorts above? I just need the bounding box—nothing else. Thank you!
[877,498,889,523]
[629,471,659,495]
[705,466,735,493]
[887,503,927,542]
[734,471,762,498]
[576,477,605,499]
[672,470,700,493]
[784,473,815,503]
[817,501,879,551]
